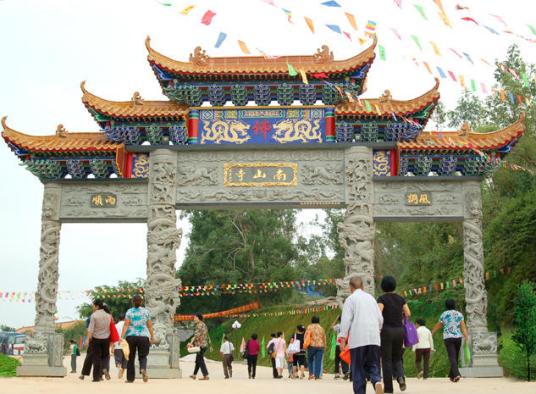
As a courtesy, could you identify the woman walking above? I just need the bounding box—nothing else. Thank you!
[305,316,326,380]
[121,294,154,383]
[189,314,210,380]
[432,299,469,383]
[377,276,411,393]
[274,332,286,378]
[245,333,260,379]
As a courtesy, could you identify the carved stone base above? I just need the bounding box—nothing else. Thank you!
[146,350,181,379]
[17,353,66,377]
[460,362,503,378]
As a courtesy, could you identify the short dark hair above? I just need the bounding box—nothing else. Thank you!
[270,333,276,338]
[132,294,143,307]
[297,325,305,332]
[93,299,104,309]
[311,316,320,324]
[416,318,426,326]
[119,314,126,320]
[251,333,258,340]
[102,304,111,314]
[70,339,75,344]
[196,314,204,321]
[445,299,456,310]
[224,335,229,341]
[381,276,397,292]
[277,331,283,337]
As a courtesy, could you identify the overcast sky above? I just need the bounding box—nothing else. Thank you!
[0,0,534,328]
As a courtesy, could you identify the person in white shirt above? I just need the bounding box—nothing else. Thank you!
[114,314,127,379]
[412,318,434,379]
[339,276,384,394]
[220,336,235,379]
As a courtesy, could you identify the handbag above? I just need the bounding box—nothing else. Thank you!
[340,345,351,365]
[188,346,201,353]
[463,342,471,365]
[403,317,419,347]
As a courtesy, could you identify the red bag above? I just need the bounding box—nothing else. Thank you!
[109,319,120,343]
[340,345,351,365]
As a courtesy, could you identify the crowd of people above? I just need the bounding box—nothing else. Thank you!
[77,276,470,391]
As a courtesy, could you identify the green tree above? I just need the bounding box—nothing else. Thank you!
[431,101,447,129]
[77,279,144,320]
[0,325,15,332]
[178,209,298,314]
[512,282,536,381]
[447,89,487,129]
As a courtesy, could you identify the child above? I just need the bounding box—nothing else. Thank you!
[220,336,235,379]
[69,339,79,373]
[413,318,434,379]
[287,336,299,378]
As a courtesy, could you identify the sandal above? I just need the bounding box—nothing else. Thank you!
[199,376,210,380]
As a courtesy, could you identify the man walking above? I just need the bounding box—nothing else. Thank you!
[86,299,112,382]
[220,335,235,379]
[339,276,384,394]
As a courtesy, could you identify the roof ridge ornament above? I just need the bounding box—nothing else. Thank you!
[459,121,472,136]
[189,46,209,66]
[131,91,144,105]
[313,45,334,64]
[56,124,68,138]
[1,116,8,131]
[379,89,392,103]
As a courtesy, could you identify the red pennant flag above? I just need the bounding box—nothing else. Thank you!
[201,10,216,25]
[312,72,328,79]
[461,16,479,25]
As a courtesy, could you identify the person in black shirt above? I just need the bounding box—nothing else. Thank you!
[377,276,411,393]
[293,325,307,379]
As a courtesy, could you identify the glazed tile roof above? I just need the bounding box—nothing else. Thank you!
[146,36,376,77]
[81,81,188,120]
[335,79,440,117]
[1,117,119,153]
[398,113,526,151]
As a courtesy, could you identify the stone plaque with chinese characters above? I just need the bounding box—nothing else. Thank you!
[90,193,117,208]
[405,192,432,206]
[224,163,298,187]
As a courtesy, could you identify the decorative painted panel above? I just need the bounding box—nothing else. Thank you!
[131,153,150,179]
[195,107,331,145]
[372,150,391,176]
[223,162,298,187]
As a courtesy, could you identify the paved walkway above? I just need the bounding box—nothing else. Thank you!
[3,356,536,394]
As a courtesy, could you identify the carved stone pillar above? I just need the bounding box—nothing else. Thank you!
[145,149,182,378]
[17,183,66,377]
[459,182,503,377]
[337,147,375,302]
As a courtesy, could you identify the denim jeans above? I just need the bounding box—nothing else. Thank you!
[350,345,382,394]
[307,347,324,378]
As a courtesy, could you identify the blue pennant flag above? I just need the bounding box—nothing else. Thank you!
[436,66,447,79]
[326,24,342,34]
[462,52,473,64]
[215,32,227,48]
[322,0,341,6]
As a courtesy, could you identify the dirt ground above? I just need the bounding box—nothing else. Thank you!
[3,355,536,394]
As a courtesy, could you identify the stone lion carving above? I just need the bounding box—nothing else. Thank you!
[189,46,209,66]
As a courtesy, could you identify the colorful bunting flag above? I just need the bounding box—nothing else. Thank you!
[480,82,488,94]
[430,41,441,56]
[391,28,402,40]
[423,61,432,75]
[329,333,337,360]
[436,66,446,78]
[411,35,422,50]
[462,52,473,64]
[378,45,386,61]
[299,69,309,84]
[470,79,477,92]
[304,16,315,33]
[261,337,266,358]
[312,72,328,79]
[414,4,427,20]
[215,32,227,49]
[238,40,251,54]
[394,0,402,7]
[201,10,216,25]
[461,16,479,25]
[529,24,536,36]
[483,25,499,35]
[433,0,451,27]
[261,0,276,6]
[180,5,195,15]
[282,8,293,23]
[490,14,508,27]
[326,24,342,34]
[364,100,372,112]
[343,31,352,41]
[287,63,298,77]
[447,71,457,82]
[459,74,465,87]
[345,13,357,30]
[159,2,172,6]
[365,20,377,37]
[449,48,462,58]
[321,0,341,7]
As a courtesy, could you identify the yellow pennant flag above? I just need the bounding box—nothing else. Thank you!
[430,41,441,56]
[358,37,366,45]
[345,12,358,30]
[304,16,315,33]
[459,75,465,88]
[238,40,251,54]
[299,69,309,84]
[180,5,195,15]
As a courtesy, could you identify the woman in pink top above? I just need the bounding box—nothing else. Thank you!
[274,331,287,378]
[245,334,260,379]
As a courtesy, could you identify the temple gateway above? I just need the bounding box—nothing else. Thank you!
[2,37,525,378]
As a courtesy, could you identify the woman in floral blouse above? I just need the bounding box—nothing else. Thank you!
[305,316,326,380]
[189,314,210,380]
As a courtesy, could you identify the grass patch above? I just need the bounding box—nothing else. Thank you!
[0,354,20,377]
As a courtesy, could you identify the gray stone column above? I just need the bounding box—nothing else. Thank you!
[17,184,66,377]
[337,147,375,302]
[460,182,503,377]
[145,149,182,378]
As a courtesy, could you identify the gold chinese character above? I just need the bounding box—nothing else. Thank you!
[419,193,431,205]
[105,195,117,206]
[273,169,287,181]
[235,169,245,182]
[407,193,418,205]
[92,195,104,206]
[252,169,267,179]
